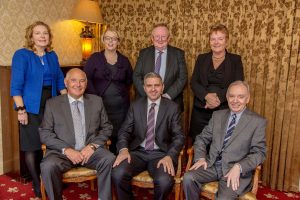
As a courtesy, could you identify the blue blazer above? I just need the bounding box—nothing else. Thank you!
[10,48,65,114]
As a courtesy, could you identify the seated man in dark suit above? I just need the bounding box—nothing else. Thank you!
[183,81,267,200]
[133,23,187,111]
[112,72,185,200]
[39,68,115,200]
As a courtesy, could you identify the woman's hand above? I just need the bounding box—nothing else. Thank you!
[18,111,28,125]
[204,93,220,109]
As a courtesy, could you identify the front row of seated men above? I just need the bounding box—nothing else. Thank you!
[39,68,266,200]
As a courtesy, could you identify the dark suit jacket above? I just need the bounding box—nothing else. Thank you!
[191,51,244,108]
[194,108,267,194]
[133,45,188,111]
[116,97,185,163]
[39,94,112,155]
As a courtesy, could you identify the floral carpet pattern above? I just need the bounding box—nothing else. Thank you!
[0,175,299,199]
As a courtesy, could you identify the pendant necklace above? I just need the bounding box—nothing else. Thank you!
[38,52,45,65]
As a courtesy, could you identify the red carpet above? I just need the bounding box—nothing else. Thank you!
[0,175,299,199]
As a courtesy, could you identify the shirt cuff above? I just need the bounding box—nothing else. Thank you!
[235,163,243,173]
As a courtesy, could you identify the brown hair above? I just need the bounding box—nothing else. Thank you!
[209,24,229,40]
[24,21,53,51]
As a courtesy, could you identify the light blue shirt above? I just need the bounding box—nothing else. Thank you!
[155,48,167,81]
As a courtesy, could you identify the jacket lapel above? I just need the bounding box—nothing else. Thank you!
[155,98,167,132]
[164,45,172,82]
[83,95,91,135]
[218,110,231,151]
[62,95,76,144]
[140,98,148,137]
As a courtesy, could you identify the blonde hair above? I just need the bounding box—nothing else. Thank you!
[101,28,120,42]
[209,24,229,40]
[24,21,53,51]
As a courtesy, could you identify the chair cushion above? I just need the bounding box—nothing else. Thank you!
[63,167,97,179]
[132,171,153,183]
[202,181,218,193]
[239,192,256,200]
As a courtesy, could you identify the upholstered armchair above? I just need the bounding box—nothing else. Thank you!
[181,147,261,200]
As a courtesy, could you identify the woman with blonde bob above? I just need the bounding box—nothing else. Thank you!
[84,28,133,154]
[10,21,66,198]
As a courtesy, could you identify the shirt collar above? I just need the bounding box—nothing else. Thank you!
[155,48,167,54]
[147,97,161,108]
[230,107,246,118]
[68,94,84,104]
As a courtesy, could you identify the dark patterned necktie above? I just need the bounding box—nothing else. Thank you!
[72,101,85,150]
[154,51,163,73]
[145,103,156,150]
[222,113,237,150]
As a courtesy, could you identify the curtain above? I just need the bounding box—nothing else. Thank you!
[100,0,300,192]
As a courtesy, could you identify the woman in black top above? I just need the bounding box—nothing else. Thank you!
[189,24,244,141]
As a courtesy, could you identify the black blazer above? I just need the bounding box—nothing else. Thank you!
[116,97,185,163]
[133,45,188,111]
[191,51,244,108]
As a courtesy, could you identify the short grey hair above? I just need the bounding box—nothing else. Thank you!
[143,72,162,85]
[226,80,250,96]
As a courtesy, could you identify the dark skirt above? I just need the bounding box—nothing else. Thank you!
[189,103,228,141]
[19,86,52,151]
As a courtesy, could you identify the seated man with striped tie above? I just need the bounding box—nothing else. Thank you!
[112,72,185,200]
[183,80,267,200]
[39,68,115,200]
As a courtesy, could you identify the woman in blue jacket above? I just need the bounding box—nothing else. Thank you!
[10,21,66,198]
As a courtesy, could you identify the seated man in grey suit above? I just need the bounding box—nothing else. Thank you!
[39,68,115,200]
[183,80,267,200]
[112,72,185,200]
[133,23,187,111]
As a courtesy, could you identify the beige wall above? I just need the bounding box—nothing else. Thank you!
[0,0,87,174]
[0,0,84,66]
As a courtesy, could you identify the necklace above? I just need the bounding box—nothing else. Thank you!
[212,54,225,60]
[37,51,45,65]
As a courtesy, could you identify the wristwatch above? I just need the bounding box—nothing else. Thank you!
[89,143,97,151]
[16,105,26,111]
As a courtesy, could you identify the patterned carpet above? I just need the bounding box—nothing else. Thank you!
[0,175,299,200]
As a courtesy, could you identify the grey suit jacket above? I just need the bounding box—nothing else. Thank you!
[133,45,188,111]
[194,108,266,194]
[116,97,185,163]
[39,94,112,155]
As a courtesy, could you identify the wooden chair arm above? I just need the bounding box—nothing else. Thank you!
[185,147,194,172]
[175,149,184,178]
[251,165,261,195]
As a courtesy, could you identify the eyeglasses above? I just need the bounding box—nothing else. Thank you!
[152,35,169,41]
[103,36,119,42]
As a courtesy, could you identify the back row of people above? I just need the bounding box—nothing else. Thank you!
[10,21,265,200]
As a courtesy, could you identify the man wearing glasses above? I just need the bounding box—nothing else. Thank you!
[133,23,187,112]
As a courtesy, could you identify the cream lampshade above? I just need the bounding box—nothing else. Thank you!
[71,0,103,65]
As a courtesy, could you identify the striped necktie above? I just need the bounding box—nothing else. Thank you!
[145,103,156,150]
[154,51,163,73]
[222,113,237,150]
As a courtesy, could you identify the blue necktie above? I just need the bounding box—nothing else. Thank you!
[154,51,163,73]
[222,114,237,150]
[145,103,156,150]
